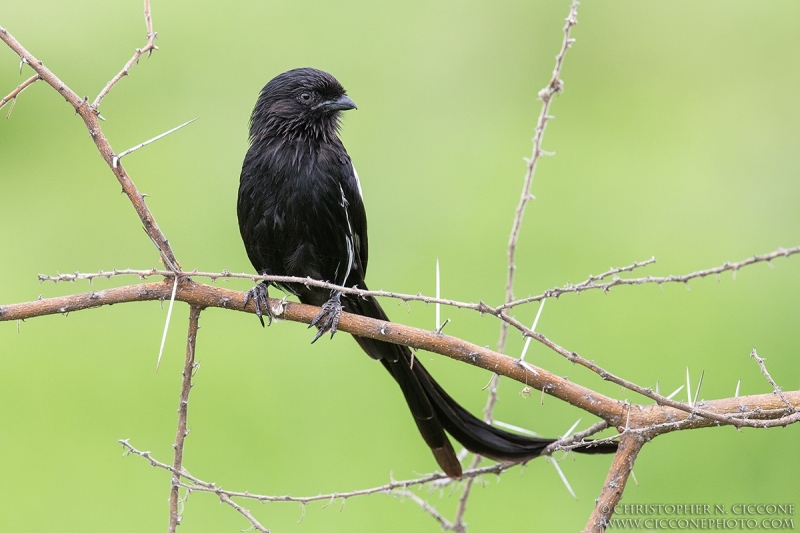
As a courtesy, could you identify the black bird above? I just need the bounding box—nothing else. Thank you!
[238,68,617,477]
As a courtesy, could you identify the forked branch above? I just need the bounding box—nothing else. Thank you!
[0,22,179,271]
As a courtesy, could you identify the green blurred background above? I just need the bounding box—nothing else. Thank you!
[1,1,799,531]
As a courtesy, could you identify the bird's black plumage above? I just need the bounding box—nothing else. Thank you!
[238,68,617,477]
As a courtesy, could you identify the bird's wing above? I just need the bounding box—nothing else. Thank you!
[338,160,369,281]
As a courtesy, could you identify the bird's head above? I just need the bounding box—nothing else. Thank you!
[249,68,357,143]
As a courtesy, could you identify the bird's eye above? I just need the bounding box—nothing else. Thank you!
[299,92,312,102]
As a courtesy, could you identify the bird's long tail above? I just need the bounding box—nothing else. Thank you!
[344,292,617,478]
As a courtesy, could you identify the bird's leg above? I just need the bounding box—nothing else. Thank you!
[309,290,343,343]
[244,281,273,327]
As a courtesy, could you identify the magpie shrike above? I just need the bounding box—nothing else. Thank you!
[237,68,616,477]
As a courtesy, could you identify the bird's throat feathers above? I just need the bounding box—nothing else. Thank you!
[249,108,343,145]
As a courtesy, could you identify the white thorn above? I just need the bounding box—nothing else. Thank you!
[435,258,441,330]
[117,117,198,161]
[521,299,546,361]
[562,418,582,439]
[493,420,541,437]
[519,359,540,376]
[549,457,576,499]
[693,370,705,406]
[666,385,684,400]
[156,276,179,372]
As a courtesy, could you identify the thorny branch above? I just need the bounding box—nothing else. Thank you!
[5,273,799,532]
[119,439,514,500]
[453,454,482,533]
[169,306,202,533]
[3,280,799,431]
[499,313,800,429]
[584,434,644,533]
[467,3,602,526]
[135,424,653,533]
[502,0,579,319]
[502,246,800,310]
[217,493,269,533]
[750,348,796,414]
[0,17,179,272]
[495,0,580,377]
[3,1,800,531]
[92,0,158,110]
[397,490,455,530]
[35,245,800,317]
[117,372,799,531]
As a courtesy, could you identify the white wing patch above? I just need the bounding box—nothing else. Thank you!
[352,163,363,199]
[339,184,355,285]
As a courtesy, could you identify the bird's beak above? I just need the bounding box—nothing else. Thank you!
[317,94,357,112]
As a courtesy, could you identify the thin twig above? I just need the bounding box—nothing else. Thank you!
[395,490,455,530]
[503,247,799,310]
[542,420,609,454]
[0,73,39,111]
[750,348,795,413]
[490,2,581,453]
[218,493,270,533]
[499,0,580,353]
[35,245,800,316]
[0,24,179,271]
[453,346,506,530]
[169,305,202,532]
[119,382,798,520]
[452,454,482,532]
[120,439,516,504]
[92,0,158,109]
[487,4,582,473]
[435,258,441,330]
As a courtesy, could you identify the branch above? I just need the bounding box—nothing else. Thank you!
[0,279,625,423]
[491,6,582,476]
[750,348,796,414]
[169,306,202,532]
[120,439,516,504]
[35,244,800,320]
[542,420,609,454]
[583,434,644,533]
[6,1,795,530]
[452,454,482,533]
[503,0,579,312]
[217,493,269,533]
[503,246,800,310]
[92,0,158,109]
[0,24,179,271]
[497,0,580,403]
[500,313,800,429]
[4,280,799,432]
[0,73,39,111]
[396,490,455,530]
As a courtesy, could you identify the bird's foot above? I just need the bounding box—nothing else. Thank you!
[244,281,273,327]
[309,291,342,343]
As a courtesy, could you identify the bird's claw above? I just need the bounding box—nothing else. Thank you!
[244,282,273,327]
[309,292,342,343]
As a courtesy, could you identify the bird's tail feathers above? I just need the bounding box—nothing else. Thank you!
[345,293,617,477]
